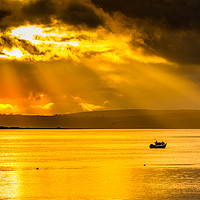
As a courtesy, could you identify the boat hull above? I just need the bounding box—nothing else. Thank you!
[149,144,167,148]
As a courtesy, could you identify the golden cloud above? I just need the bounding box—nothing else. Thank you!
[0,104,19,114]
[31,102,54,110]
[0,23,170,65]
[73,97,104,111]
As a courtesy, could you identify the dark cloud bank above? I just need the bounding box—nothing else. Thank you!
[22,0,56,24]
[0,0,104,29]
[1,0,200,66]
[92,0,200,30]
[1,0,200,76]
[92,0,200,66]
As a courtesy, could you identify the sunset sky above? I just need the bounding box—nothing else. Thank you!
[0,0,200,114]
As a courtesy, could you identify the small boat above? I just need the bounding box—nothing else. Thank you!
[149,141,167,148]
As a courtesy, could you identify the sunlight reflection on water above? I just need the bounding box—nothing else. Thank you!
[0,129,199,200]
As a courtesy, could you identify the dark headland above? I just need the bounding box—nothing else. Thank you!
[1,109,200,129]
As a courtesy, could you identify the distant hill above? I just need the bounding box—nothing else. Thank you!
[1,109,200,128]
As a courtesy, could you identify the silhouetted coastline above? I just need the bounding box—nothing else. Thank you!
[1,109,200,129]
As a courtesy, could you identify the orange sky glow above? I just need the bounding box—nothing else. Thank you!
[0,0,200,114]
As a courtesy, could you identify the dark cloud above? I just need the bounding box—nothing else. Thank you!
[0,36,13,48]
[22,0,56,24]
[0,9,11,20]
[0,0,104,29]
[59,1,104,28]
[18,39,44,55]
[60,35,92,42]
[91,0,200,65]
[84,49,114,58]
[143,30,200,65]
[0,0,25,29]
[0,35,44,56]
[2,0,200,31]
[0,9,12,30]
[92,0,200,30]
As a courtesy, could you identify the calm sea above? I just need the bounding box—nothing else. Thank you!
[0,129,199,200]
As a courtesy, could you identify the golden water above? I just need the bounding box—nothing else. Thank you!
[0,129,199,199]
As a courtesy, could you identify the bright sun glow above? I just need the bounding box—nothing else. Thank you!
[5,25,170,64]
[10,26,44,40]
[3,48,24,59]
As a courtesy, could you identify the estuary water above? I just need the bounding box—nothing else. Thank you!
[0,129,200,200]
